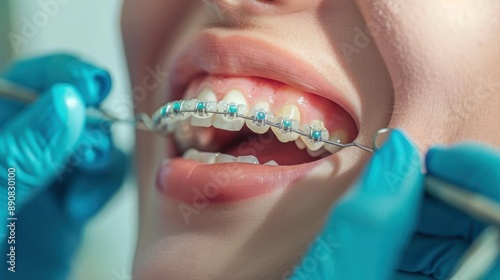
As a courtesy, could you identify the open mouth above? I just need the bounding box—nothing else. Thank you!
[169,75,358,165]
[156,31,361,203]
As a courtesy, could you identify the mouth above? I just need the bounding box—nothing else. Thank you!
[156,31,361,203]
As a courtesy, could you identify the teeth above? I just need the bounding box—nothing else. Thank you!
[307,147,327,158]
[199,152,217,164]
[171,100,193,120]
[216,153,236,163]
[295,138,307,150]
[271,105,301,143]
[182,149,272,165]
[300,120,329,151]
[236,155,259,164]
[264,160,278,166]
[183,148,198,160]
[172,86,348,158]
[191,88,218,127]
[324,129,349,154]
[213,90,248,131]
[174,119,196,151]
[246,102,273,134]
[183,149,218,164]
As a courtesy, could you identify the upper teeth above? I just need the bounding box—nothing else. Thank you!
[152,94,349,156]
[213,90,248,131]
[246,102,273,134]
[299,120,329,151]
[271,105,301,143]
[190,88,218,127]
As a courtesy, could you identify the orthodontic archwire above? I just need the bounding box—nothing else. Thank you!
[0,78,373,152]
[150,99,374,153]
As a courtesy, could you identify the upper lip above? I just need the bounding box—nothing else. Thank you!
[168,29,360,127]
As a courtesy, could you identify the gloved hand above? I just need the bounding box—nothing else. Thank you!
[289,131,500,280]
[288,129,424,280]
[0,54,127,279]
[396,143,500,279]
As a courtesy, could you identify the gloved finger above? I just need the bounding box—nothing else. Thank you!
[68,119,114,172]
[0,98,24,125]
[416,194,486,240]
[393,271,435,280]
[0,84,85,212]
[331,130,423,279]
[291,130,423,280]
[417,144,500,239]
[2,54,111,106]
[484,258,500,280]
[426,143,500,200]
[63,144,128,223]
[397,233,469,280]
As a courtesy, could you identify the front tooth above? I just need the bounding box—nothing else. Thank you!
[216,153,236,163]
[271,105,301,143]
[191,88,218,127]
[198,152,217,164]
[246,102,273,134]
[263,160,278,166]
[236,155,259,164]
[171,100,192,120]
[183,148,199,160]
[213,90,248,131]
[324,129,349,154]
[300,120,329,151]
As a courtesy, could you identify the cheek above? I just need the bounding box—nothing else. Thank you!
[359,1,500,78]
[354,0,500,148]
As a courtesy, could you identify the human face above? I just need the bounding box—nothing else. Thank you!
[121,1,500,279]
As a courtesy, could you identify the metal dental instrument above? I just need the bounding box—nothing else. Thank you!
[0,78,156,132]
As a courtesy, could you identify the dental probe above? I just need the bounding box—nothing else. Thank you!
[449,226,500,280]
[0,78,156,132]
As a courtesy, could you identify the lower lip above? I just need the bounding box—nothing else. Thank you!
[156,158,318,203]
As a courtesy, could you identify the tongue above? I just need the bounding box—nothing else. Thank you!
[224,130,317,165]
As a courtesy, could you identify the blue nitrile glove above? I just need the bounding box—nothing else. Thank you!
[289,129,424,280]
[395,143,500,279]
[0,54,127,279]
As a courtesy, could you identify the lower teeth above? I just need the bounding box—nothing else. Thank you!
[183,148,278,166]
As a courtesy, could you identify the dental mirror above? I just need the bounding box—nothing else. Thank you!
[372,128,394,152]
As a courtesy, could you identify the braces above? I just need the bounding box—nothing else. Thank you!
[150,99,374,153]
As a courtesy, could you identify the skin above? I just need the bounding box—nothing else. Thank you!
[121,0,500,279]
